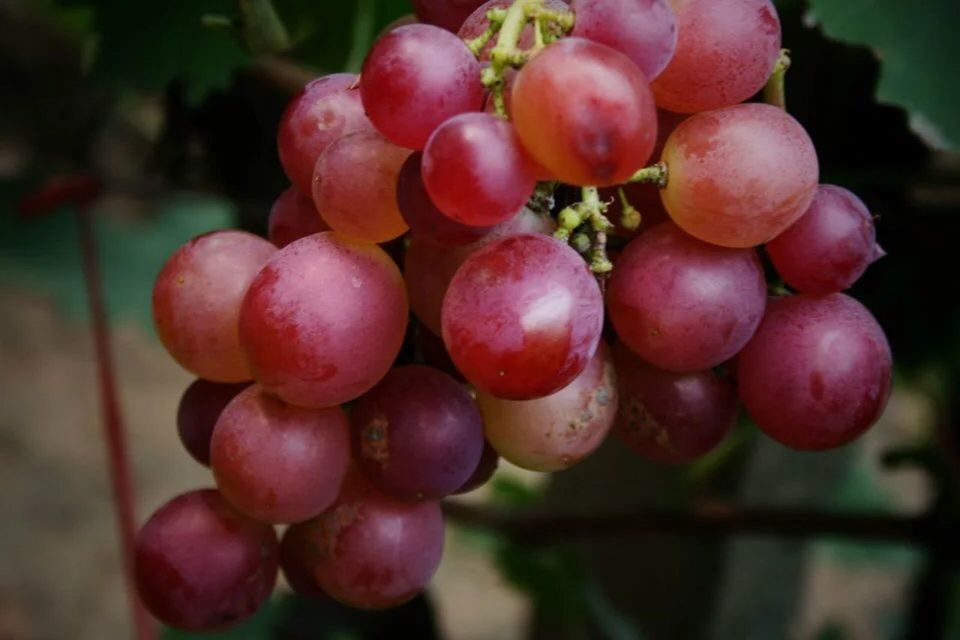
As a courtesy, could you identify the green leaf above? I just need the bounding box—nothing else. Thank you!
[807,0,960,150]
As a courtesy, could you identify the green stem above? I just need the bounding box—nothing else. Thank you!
[465,8,507,57]
[626,161,668,188]
[617,187,641,231]
[763,49,791,110]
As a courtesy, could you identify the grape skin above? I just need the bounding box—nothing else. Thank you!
[268,186,328,249]
[413,0,488,32]
[737,293,892,451]
[478,342,617,472]
[280,522,331,599]
[607,222,767,372]
[134,490,278,632]
[454,439,500,494]
[661,103,819,248]
[152,230,276,383]
[442,233,604,400]
[239,232,408,409]
[210,385,351,524]
[651,0,782,113]
[176,379,247,466]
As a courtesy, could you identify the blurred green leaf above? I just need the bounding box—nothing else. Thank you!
[489,475,543,506]
[808,0,960,150]
[495,543,588,619]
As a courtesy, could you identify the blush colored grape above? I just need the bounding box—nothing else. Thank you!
[153,231,276,382]
[413,0,487,31]
[571,0,677,80]
[479,342,617,472]
[134,490,278,632]
[176,379,247,466]
[661,103,819,248]
[512,38,657,186]
[268,186,328,248]
[239,233,408,408]
[613,343,737,463]
[442,233,604,399]
[607,222,766,372]
[277,74,374,195]
[651,0,781,113]
[737,293,892,450]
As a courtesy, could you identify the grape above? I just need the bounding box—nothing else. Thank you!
[512,38,657,186]
[478,342,617,472]
[412,0,487,31]
[404,207,556,335]
[134,489,278,632]
[176,379,247,466]
[280,523,329,599]
[454,439,500,494]
[442,233,603,399]
[210,385,350,524]
[607,222,766,372]
[458,0,569,61]
[650,0,781,113]
[661,103,819,248]
[286,472,445,609]
[361,24,484,150]
[313,132,411,243]
[239,232,408,408]
[571,0,677,80]
[423,112,537,226]
[277,74,374,195]
[268,186,328,248]
[351,365,484,500]
[613,343,737,463]
[153,231,276,383]
[766,185,883,294]
[737,293,892,450]
[397,152,493,245]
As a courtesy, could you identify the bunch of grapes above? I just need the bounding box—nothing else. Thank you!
[137,0,892,632]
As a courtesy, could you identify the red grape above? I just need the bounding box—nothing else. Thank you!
[613,343,737,463]
[268,186,328,248]
[458,0,569,61]
[423,112,537,226]
[153,231,276,382]
[277,74,374,195]
[397,152,494,245]
[766,185,883,294]
[651,0,781,113]
[134,489,278,632]
[512,38,657,186]
[479,342,617,472]
[442,233,604,399]
[571,0,677,80]
[313,132,411,243]
[454,439,500,494]
[361,24,484,150]
[607,222,766,372]
[412,0,487,31]
[280,523,330,599]
[239,233,408,408]
[286,473,445,609]
[661,103,819,248]
[351,365,484,500]
[210,386,351,524]
[176,379,247,466]
[738,293,892,451]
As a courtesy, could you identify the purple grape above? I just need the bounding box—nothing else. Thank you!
[454,440,500,494]
[176,379,247,466]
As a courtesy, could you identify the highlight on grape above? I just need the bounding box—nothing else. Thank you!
[138,0,891,631]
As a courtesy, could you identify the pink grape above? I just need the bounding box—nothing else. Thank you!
[239,233,408,408]
[571,0,677,80]
[442,233,604,399]
[268,186,328,248]
[661,103,819,248]
[737,293,892,451]
[478,342,617,472]
[613,343,737,463]
[361,24,484,150]
[607,222,766,372]
[313,132,411,243]
[210,386,350,524]
[153,230,275,382]
[512,38,657,186]
[280,522,329,599]
[351,365,484,500]
[176,379,247,466]
[767,185,883,294]
[458,0,569,61]
[423,112,538,226]
[651,0,781,113]
[277,74,374,195]
[287,472,445,609]
[397,152,494,245]
[412,0,487,31]
[134,489,278,632]
[454,439,500,494]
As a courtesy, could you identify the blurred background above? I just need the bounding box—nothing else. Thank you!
[1,0,958,639]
